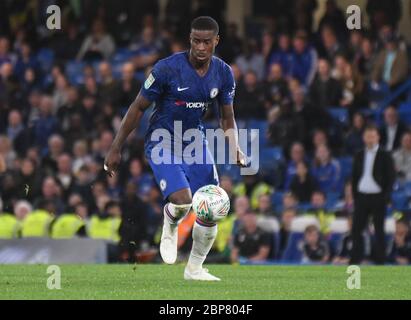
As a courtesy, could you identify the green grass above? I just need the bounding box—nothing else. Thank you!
[0,264,410,300]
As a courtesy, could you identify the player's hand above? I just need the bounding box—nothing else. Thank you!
[104,147,121,177]
[236,149,249,168]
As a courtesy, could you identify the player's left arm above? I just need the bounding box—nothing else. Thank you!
[220,104,247,167]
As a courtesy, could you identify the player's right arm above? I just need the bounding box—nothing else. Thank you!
[104,94,152,177]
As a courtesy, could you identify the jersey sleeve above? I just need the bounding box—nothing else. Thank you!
[140,61,168,102]
[218,63,236,105]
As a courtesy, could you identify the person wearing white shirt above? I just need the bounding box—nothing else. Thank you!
[351,125,396,265]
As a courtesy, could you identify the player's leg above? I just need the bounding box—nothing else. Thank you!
[184,147,221,281]
[160,188,193,264]
[147,156,194,264]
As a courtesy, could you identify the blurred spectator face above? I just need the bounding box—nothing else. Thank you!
[92,19,105,36]
[14,201,32,221]
[384,107,398,126]
[0,37,10,55]
[55,75,69,90]
[401,133,411,151]
[292,88,305,106]
[283,193,297,209]
[219,175,233,195]
[282,209,296,230]
[361,38,373,56]
[0,136,11,154]
[142,27,155,45]
[363,128,380,148]
[96,195,110,213]
[26,147,40,165]
[48,135,64,156]
[125,181,137,198]
[107,204,121,218]
[293,36,306,54]
[39,96,54,116]
[244,71,258,88]
[21,42,31,57]
[322,27,337,49]
[171,41,185,53]
[258,194,271,213]
[122,62,135,82]
[315,144,331,164]
[99,62,112,80]
[318,59,330,79]
[24,68,36,83]
[21,158,35,176]
[243,213,258,234]
[311,192,326,209]
[313,130,328,148]
[107,173,118,187]
[234,196,250,217]
[99,131,113,152]
[73,140,88,158]
[230,63,242,82]
[68,193,83,208]
[75,203,89,220]
[305,225,320,245]
[84,76,97,93]
[29,91,42,107]
[349,31,363,49]
[290,143,305,163]
[269,63,282,81]
[296,162,308,178]
[42,177,58,198]
[129,158,142,177]
[8,110,22,127]
[83,65,95,78]
[278,34,290,51]
[51,65,63,79]
[1,62,13,78]
[395,221,409,239]
[57,154,72,174]
[92,181,107,199]
[82,95,96,111]
[352,113,365,130]
[76,167,90,184]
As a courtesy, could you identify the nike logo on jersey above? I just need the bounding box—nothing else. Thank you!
[177,87,189,92]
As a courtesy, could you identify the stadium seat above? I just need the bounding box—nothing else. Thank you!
[391,191,408,210]
[112,48,133,63]
[328,108,349,126]
[325,192,341,210]
[36,48,54,73]
[271,191,284,212]
[66,60,85,85]
[260,147,283,171]
[328,218,349,256]
[281,217,320,262]
[398,103,411,125]
[257,216,280,260]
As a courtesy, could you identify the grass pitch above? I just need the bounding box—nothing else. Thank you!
[0,264,410,300]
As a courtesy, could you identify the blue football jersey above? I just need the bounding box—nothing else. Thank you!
[140,51,235,153]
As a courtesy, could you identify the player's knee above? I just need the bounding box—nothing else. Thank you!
[169,202,192,220]
[169,193,192,205]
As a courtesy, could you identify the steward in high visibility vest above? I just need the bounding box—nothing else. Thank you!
[88,201,121,242]
[0,212,20,239]
[51,213,86,239]
[21,209,54,237]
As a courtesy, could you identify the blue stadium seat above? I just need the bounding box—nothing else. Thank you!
[325,192,341,210]
[328,233,344,257]
[36,48,54,73]
[391,191,408,210]
[112,48,133,63]
[271,191,284,212]
[66,60,85,85]
[260,147,283,171]
[247,119,269,146]
[217,164,241,183]
[398,103,411,125]
[328,108,349,126]
[281,232,304,262]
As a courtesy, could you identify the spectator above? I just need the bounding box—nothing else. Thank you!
[0,135,16,169]
[41,134,65,175]
[235,70,267,119]
[117,62,141,109]
[264,63,289,108]
[268,101,305,150]
[318,24,344,62]
[231,212,272,263]
[235,39,265,81]
[304,190,335,234]
[6,110,24,143]
[290,30,318,86]
[345,112,366,156]
[218,22,243,64]
[387,219,411,265]
[281,192,299,213]
[318,0,347,41]
[57,86,82,132]
[302,224,330,263]
[309,58,343,109]
[279,208,296,256]
[233,175,273,210]
[284,142,306,189]
[15,158,41,202]
[34,176,65,215]
[371,34,409,89]
[335,181,355,216]
[33,96,59,155]
[356,36,377,81]
[290,161,318,202]
[340,63,366,114]
[267,33,293,79]
[393,132,411,182]
[311,144,341,193]
[56,153,74,198]
[14,42,39,82]
[98,61,119,105]
[77,19,115,62]
[130,26,161,71]
[380,106,408,152]
[333,216,370,264]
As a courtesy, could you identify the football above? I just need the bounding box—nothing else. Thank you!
[192,185,230,223]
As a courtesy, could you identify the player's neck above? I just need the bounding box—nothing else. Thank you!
[188,50,211,75]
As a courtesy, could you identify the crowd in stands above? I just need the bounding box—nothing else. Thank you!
[1,0,411,265]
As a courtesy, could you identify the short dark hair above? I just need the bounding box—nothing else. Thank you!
[191,16,219,35]
[364,123,380,133]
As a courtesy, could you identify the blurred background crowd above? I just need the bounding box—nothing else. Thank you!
[1,0,411,265]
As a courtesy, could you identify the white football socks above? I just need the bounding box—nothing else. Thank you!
[164,202,192,225]
[187,220,217,271]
